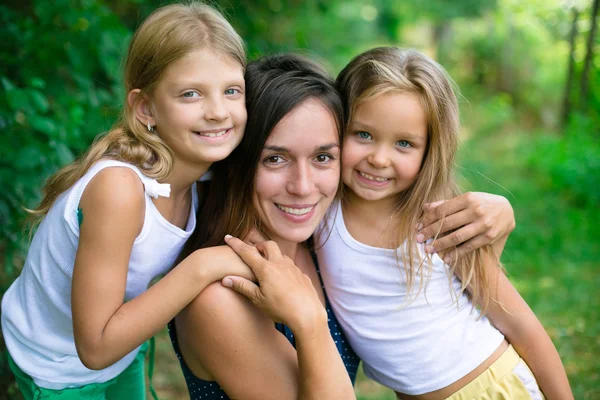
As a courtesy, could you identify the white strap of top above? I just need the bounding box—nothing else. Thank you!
[144,179,171,199]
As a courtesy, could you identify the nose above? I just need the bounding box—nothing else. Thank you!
[204,95,228,121]
[367,145,391,169]
[286,161,314,196]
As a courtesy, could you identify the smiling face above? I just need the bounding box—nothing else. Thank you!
[342,91,428,209]
[150,48,247,171]
[253,99,341,245]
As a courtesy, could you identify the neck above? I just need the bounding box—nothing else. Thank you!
[163,158,212,197]
[343,188,398,223]
[271,237,303,262]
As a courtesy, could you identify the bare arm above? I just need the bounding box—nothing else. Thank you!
[417,192,515,261]
[175,237,355,400]
[71,168,254,370]
[476,261,573,399]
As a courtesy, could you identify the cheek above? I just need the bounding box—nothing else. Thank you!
[341,142,360,171]
[398,153,424,179]
[233,102,248,124]
[254,169,286,202]
[318,168,341,198]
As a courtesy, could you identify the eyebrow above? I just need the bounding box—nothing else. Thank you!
[172,79,245,88]
[263,143,340,152]
[350,121,426,142]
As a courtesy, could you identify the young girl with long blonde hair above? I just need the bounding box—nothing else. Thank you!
[1,3,254,398]
[316,47,573,399]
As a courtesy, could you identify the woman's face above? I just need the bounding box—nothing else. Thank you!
[253,99,340,245]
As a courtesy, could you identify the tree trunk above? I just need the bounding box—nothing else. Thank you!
[562,8,580,127]
[433,21,452,65]
[581,0,600,110]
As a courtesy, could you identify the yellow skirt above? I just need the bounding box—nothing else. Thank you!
[445,345,545,400]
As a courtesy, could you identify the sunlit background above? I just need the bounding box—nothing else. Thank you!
[1,0,598,399]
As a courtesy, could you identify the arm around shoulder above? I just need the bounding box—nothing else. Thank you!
[72,169,255,370]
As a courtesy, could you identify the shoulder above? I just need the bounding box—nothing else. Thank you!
[81,167,144,208]
[187,281,263,323]
[79,166,145,230]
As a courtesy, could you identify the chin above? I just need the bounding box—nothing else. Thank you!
[275,227,315,244]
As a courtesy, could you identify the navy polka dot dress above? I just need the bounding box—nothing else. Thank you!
[169,253,360,399]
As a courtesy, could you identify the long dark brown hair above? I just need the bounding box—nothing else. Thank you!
[179,53,343,260]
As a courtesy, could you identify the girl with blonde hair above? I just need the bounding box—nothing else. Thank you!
[315,47,573,399]
[1,3,253,398]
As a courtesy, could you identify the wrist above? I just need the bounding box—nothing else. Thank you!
[184,248,221,286]
[289,306,328,338]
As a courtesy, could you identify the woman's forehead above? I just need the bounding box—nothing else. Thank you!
[265,99,339,149]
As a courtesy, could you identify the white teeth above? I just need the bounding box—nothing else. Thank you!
[359,171,389,182]
[197,129,227,137]
[276,204,314,216]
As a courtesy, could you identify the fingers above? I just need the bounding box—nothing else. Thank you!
[425,223,479,255]
[423,200,445,211]
[420,194,469,228]
[418,209,474,243]
[439,234,492,264]
[224,235,267,273]
[254,240,283,261]
[243,228,269,246]
[221,276,261,304]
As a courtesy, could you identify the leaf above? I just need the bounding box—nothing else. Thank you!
[55,142,74,165]
[28,115,57,135]
[29,90,50,113]
[29,77,46,89]
[1,76,15,91]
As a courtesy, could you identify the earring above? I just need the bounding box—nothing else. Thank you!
[147,121,154,133]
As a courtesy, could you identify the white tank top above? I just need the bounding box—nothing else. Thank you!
[315,201,504,395]
[1,160,198,389]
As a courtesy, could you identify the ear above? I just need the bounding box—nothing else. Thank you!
[128,89,155,129]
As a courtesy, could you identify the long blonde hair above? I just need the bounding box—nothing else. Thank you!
[29,2,245,222]
[336,47,498,313]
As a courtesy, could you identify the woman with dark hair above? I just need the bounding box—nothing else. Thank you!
[169,53,516,399]
[170,53,359,399]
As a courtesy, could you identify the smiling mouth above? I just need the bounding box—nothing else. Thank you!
[275,204,315,216]
[358,171,390,182]
[193,128,231,138]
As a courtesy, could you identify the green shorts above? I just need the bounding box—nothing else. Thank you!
[8,341,154,400]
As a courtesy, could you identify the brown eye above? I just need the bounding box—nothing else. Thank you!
[265,155,285,164]
[315,154,332,163]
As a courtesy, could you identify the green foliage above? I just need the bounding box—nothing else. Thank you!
[0,0,130,289]
[526,115,600,208]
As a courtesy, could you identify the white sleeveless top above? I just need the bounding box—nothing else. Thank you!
[315,201,504,395]
[1,160,198,389]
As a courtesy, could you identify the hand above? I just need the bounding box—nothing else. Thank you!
[416,192,515,261]
[221,235,326,332]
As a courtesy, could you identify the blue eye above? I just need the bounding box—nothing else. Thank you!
[225,88,238,95]
[183,91,199,98]
[397,140,411,148]
[357,131,372,140]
